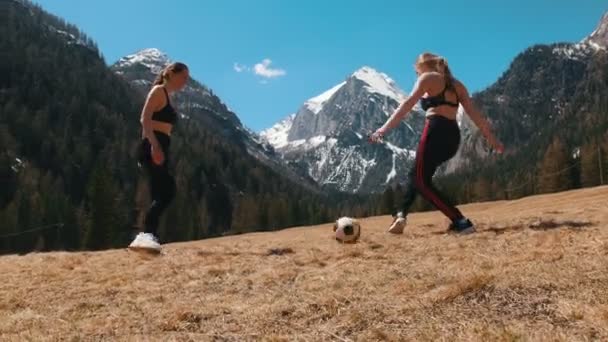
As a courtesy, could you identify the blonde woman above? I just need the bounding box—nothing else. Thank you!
[370,53,503,235]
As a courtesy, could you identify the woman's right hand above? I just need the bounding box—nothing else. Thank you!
[151,145,165,165]
[368,128,386,144]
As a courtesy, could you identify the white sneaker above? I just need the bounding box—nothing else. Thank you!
[129,232,161,253]
[387,212,407,234]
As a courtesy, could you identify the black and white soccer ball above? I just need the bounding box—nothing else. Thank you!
[333,217,361,243]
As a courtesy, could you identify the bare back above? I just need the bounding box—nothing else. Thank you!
[420,72,461,120]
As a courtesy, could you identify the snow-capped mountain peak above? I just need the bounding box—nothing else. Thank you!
[261,66,424,193]
[583,12,608,50]
[115,48,170,73]
[552,12,607,61]
[304,81,346,115]
[351,66,406,102]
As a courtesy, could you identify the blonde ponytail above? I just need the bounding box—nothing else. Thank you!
[415,53,455,90]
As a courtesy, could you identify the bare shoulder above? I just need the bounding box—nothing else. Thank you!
[146,85,166,101]
[148,85,164,96]
[452,78,464,89]
[142,86,168,113]
[452,79,469,97]
[419,71,442,81]
[417,72,443,89]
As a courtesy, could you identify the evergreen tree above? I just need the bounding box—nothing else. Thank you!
[82,165,122,250]
[537,137,572,194]
[580,141,601,187]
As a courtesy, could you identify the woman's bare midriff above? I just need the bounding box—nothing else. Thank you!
[426,107,457,120]
[425,107,458,121]
[149,121,173,136]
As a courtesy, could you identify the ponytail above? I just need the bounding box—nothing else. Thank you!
[152,62,189,87]
[415,53,455,91]
[153,70,167,86]
[437,58,455,91]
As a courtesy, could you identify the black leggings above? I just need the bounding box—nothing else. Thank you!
[401,115,464,221]
[139,132,176,236]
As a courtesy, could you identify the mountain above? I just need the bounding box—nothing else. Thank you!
[445,11,608,174]
[262,11,608,198]
[261,67,426,193]
[110,48,318,190]
[583,12,608,50]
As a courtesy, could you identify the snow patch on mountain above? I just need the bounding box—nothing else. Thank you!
[304,82,346,114]
[552,43,599,61]
[385,142,416,159]
[115,48,169,73]
[352,66,406,102]
[582,12,608,50]
[386,153,398,184]
[260,114,296,149]
[281,135,331,151]
[47,26,88,47]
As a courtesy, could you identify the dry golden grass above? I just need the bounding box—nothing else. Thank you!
[1,186,607,341]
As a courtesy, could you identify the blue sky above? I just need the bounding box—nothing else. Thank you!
[33,0,607,131]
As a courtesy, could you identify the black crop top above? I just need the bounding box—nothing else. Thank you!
[151,87,177,125]
[420,85,459,111]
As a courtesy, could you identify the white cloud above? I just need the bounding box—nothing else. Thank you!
[233,58,286,83]
[253,59,286,78]
[233,62,248,73]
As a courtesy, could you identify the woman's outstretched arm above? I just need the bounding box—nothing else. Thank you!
[376,76,427,135]
[456,81,504,153]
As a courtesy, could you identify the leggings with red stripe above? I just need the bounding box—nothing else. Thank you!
[401,115,464,221]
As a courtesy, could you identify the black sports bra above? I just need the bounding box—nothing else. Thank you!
[151,87,177,125]
[420,85,459,111]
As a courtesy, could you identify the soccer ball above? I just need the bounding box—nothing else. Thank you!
[333,217,361,243]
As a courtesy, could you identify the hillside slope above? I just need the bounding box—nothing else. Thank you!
[0,186,607,341]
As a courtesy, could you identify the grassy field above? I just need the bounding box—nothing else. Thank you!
[1,186,607,341]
